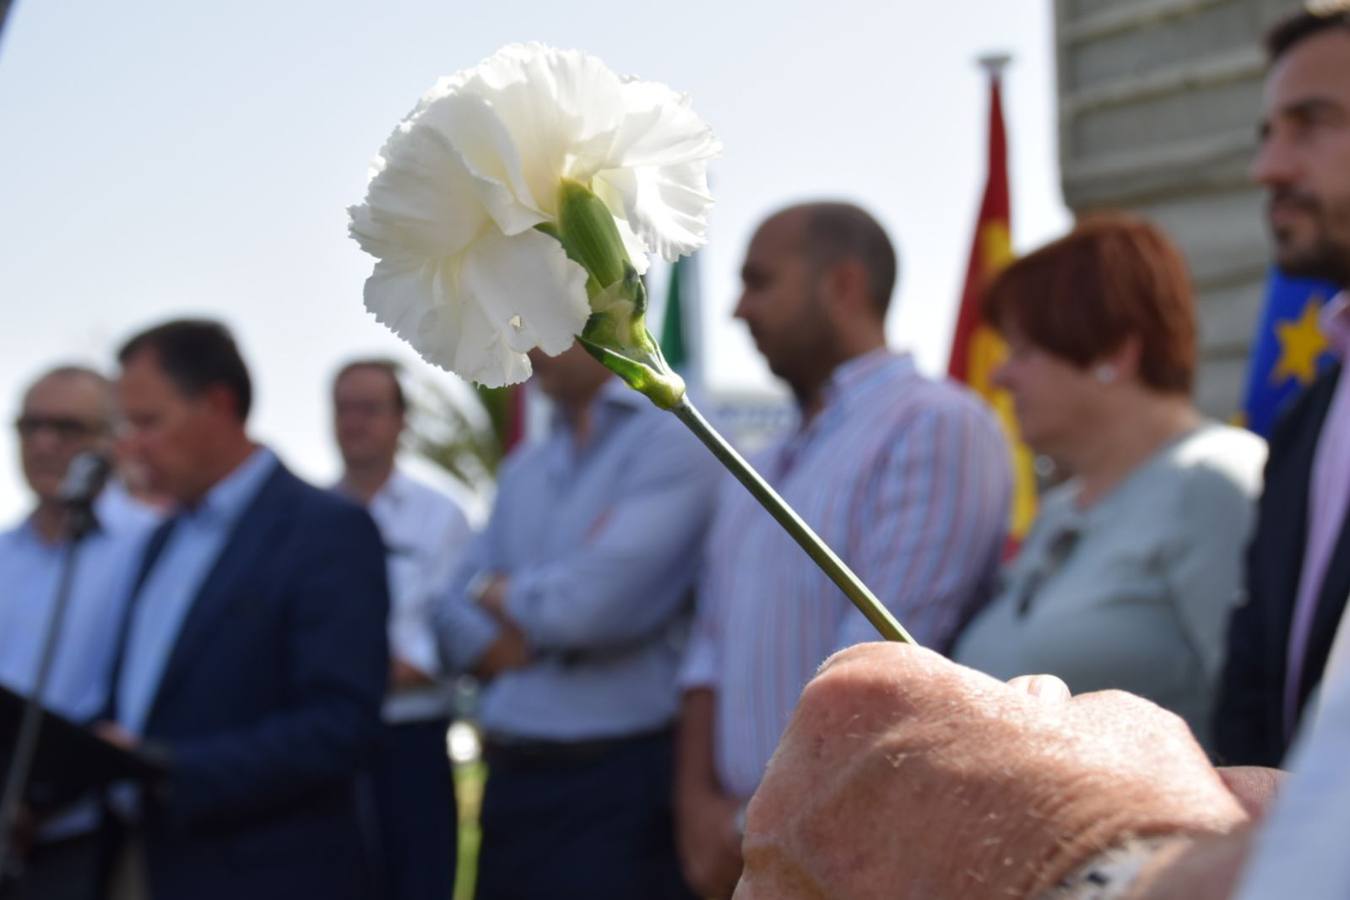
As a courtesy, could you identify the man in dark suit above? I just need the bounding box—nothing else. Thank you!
[97,320,389,899]
[1215,7,1350,766]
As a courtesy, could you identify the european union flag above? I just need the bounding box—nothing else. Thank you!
[1241,269,1341,437]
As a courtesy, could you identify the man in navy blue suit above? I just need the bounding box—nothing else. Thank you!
[96,320,389,900]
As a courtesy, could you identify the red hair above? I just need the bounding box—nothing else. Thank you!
[982,213,1197,395]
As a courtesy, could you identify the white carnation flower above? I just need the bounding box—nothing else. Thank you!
[349,43,721,388]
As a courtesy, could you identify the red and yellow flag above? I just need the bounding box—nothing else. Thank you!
[948,58,1037,542]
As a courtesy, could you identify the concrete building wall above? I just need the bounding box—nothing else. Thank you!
[1054,0,1304,416]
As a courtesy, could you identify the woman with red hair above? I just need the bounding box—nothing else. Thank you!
[953,214,1266,752]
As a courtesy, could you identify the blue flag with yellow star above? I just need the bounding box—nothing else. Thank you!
[1241,269,1340,437]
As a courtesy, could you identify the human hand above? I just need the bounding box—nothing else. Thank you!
[734,644,1248,900]
[676,784,744,899]
[474,624,530,679]
[93,721,141,750]
[391,657,435,690]
[473,574,512,621]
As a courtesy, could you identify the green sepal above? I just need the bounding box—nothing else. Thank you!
[577,334,685,410]
[556,179,629,292]
[546,179,687,410]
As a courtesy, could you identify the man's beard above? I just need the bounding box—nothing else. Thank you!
[1270,188,1350,287]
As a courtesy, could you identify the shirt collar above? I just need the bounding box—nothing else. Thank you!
[818,349,913,417]
[367,467,412,510]
[8,515,50,550]
[547,377,645,435]
[184,446,277,527]
[1321,292,1350,361]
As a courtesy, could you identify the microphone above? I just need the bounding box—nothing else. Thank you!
[57,451,112,507]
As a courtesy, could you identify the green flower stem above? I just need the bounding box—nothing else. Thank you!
[670,395,915,645]
[549,177,909,642]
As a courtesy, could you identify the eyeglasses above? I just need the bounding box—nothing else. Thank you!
[14,415,105,441]
[334,400,401,418]
[1015,525,1082,617]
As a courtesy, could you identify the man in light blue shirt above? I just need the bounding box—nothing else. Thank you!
[0,365,156,900]
[437,343,720,900]
[676,203,1010,898]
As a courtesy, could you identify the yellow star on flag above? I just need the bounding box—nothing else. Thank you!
[1271,297,1330,386]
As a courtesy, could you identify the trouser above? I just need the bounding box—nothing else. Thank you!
[475,728,695,900]
[369,718,458,900]
[0,832,102,900]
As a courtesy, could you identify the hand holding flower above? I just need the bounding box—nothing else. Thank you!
[735,644,1248,899]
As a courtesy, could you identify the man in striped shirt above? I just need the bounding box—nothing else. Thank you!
[674,202,1012,898]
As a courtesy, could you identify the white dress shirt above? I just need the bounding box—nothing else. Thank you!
[348,468,471,723]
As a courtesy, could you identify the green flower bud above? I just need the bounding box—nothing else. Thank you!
[555,179,630,293]
[546,179,686,410]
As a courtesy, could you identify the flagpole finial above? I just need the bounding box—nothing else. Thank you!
[977,52,1013,76]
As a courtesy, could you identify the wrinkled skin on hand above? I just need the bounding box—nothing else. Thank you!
[735,644,1249,900]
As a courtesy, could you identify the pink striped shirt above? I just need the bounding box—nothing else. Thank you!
[680,349,1012,799]
[1285,292,1350,735]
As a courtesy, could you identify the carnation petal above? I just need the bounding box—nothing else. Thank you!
[613,215,651,276]
[588,179,651,276]
[597,160,714,261]
[456,45,629,215]
[458,228,591,359]
[362,229,589,388]
[420,91,548,237]
[419,291,534,388]
[588,82,720,261]
[608,81,722,170]
[349,121,489,258]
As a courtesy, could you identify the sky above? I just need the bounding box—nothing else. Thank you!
[0,0,1070,523]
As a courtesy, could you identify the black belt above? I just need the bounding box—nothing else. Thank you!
[483,726,671,770]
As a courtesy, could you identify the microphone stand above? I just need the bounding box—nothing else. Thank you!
[0,500,100,888]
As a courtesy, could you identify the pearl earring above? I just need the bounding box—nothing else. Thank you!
[1093,364,1116,384]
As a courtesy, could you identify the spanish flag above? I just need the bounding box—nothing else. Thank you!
[947,55,1037,542]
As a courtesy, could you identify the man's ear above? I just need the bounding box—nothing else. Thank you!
[201,383,243,421]
[821,258,871,313]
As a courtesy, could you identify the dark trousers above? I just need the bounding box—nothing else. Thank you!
[0,832,101,900]
[369,719,457,900]
[475,729,695,900]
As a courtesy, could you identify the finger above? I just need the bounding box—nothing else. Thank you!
[1007,674,1071,703]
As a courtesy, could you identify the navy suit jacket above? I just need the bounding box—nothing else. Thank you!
[111,461,389,900]
[1215,365,1350,766]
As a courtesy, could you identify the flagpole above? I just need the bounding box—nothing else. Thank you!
[977,51,1011,79]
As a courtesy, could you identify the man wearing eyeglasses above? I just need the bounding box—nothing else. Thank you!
[0,365,157,900]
